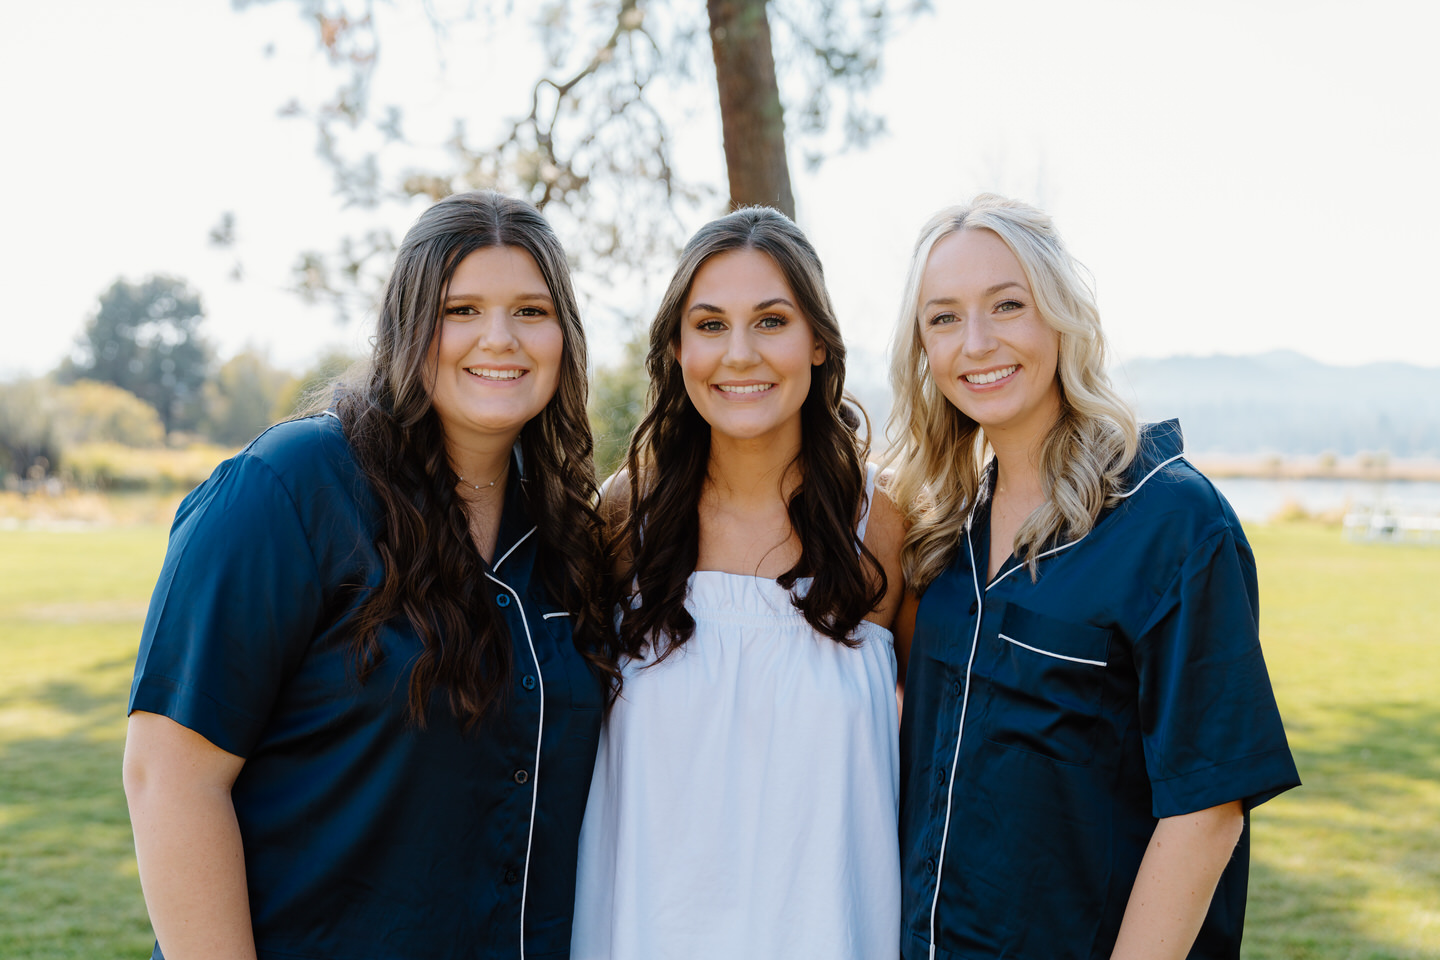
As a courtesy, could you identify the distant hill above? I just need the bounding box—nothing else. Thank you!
[1115,351,1440,456]
[845,349,1440,457]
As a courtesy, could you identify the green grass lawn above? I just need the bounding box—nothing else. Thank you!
[0,522,1437,957]
[0,527,168,959]
[1244,525,1440,960]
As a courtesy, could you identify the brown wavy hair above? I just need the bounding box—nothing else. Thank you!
[335,191,617,729]
[615,207,884,660]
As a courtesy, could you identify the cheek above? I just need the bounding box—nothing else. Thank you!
[535,325,566,394]
[674,335,709,385]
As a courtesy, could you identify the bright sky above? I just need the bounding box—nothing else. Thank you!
[2,0,1437,379]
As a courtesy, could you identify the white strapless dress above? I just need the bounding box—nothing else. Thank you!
[571,472,900,960]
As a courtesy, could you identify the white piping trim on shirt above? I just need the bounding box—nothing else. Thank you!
[484,562,544,960]
[999,633,1107,667]
[541,611,570,620]
[494,527,535,572]
[927,530,985,960]
[986,453,1186,590]
[1113,453,1186,500]
[925,451,1179,955]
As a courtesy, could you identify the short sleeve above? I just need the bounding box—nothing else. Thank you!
[129,454,324,758]
[1134,525,1300,818]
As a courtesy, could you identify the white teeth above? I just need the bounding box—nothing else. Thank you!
[717,383,773,394]
[468,368,523,380]
[965,365,1017,385]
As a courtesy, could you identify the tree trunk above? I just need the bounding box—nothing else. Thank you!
[706,0,795,218]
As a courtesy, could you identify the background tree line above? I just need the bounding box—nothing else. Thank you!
[3,0,922,487]
[0,274,352,486]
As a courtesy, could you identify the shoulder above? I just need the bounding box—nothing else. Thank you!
[240,413,355,485]
[1108,426,1250,572]
[178,413,371,540]
[864,481,906,558]
[598,468,633,529]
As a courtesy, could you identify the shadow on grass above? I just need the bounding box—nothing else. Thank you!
[0,678,124,718]
[0,730,155,958]
[1247,858,1435,960]
[0,650,153,958]
[1244,699,1440,960]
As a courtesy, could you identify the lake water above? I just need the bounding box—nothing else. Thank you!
[1207,476,1440,523]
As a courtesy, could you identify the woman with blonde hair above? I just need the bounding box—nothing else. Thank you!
[887,194,1299,960]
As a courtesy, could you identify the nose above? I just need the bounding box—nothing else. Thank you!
[721,325,760,368]
[475,314,520,353]
[960,312,997,358]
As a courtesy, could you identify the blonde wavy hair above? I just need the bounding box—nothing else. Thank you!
[884,194,1139,589]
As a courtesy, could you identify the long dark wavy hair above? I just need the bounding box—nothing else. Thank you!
[335,190,617,729]
[615,207,885,660]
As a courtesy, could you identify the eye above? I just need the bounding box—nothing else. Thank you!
[444,304,478,317]
[516,304,551,319]
[757,314,787,330]
[696,318,726,333]
[926,311,958,326]
[995,299,1024,314]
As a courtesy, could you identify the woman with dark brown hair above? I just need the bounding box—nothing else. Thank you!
[570,207,904,960]
[123,191,616,960]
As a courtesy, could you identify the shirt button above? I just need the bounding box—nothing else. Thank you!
[521,674,537,691]
[496,593,512,607]
[968,600,978,615]
[935,769,945,786]
[951,680,962,696]
[504,869,519,885]
[514,769,529,784]
[925,858,936,875]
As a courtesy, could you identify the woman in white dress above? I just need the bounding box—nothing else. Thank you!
[572,207,905,959]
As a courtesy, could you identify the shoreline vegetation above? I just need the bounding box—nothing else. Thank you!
[2,447,1439,530]
[1189,454,1440,482]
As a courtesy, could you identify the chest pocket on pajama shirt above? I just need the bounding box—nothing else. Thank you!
[982,603,1113,765]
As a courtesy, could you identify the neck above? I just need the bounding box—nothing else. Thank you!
[704,428,803,507]
[987,425,1050,504]
[446,433,516,491]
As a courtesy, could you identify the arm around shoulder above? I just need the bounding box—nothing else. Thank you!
[862,486,907,634]
[598,468,634,578]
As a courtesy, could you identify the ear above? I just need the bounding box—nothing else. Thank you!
[811,339,826,366]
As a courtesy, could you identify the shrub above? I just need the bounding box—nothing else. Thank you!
[51,380,165,448]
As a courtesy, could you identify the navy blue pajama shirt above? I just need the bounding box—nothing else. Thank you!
[130,414,605,960]
[899,421,1300,960]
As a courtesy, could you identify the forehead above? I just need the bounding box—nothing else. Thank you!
[920,228,1026,293]
[447,245,549,293]
[685,248,795,305]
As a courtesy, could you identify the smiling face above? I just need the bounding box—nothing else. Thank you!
[426,245,564,452]
[917,227,1062,448]
[674,248,825,448]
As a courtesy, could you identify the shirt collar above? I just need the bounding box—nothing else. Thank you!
[1122,419,1185,490]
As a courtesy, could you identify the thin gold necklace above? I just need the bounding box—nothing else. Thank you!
[456,464,507,491]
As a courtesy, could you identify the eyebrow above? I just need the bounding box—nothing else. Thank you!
[686,297,796,315]
[921,282,1027,310]
[444,291,554,303]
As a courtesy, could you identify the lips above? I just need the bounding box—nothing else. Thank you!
[964,364,1017,385]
